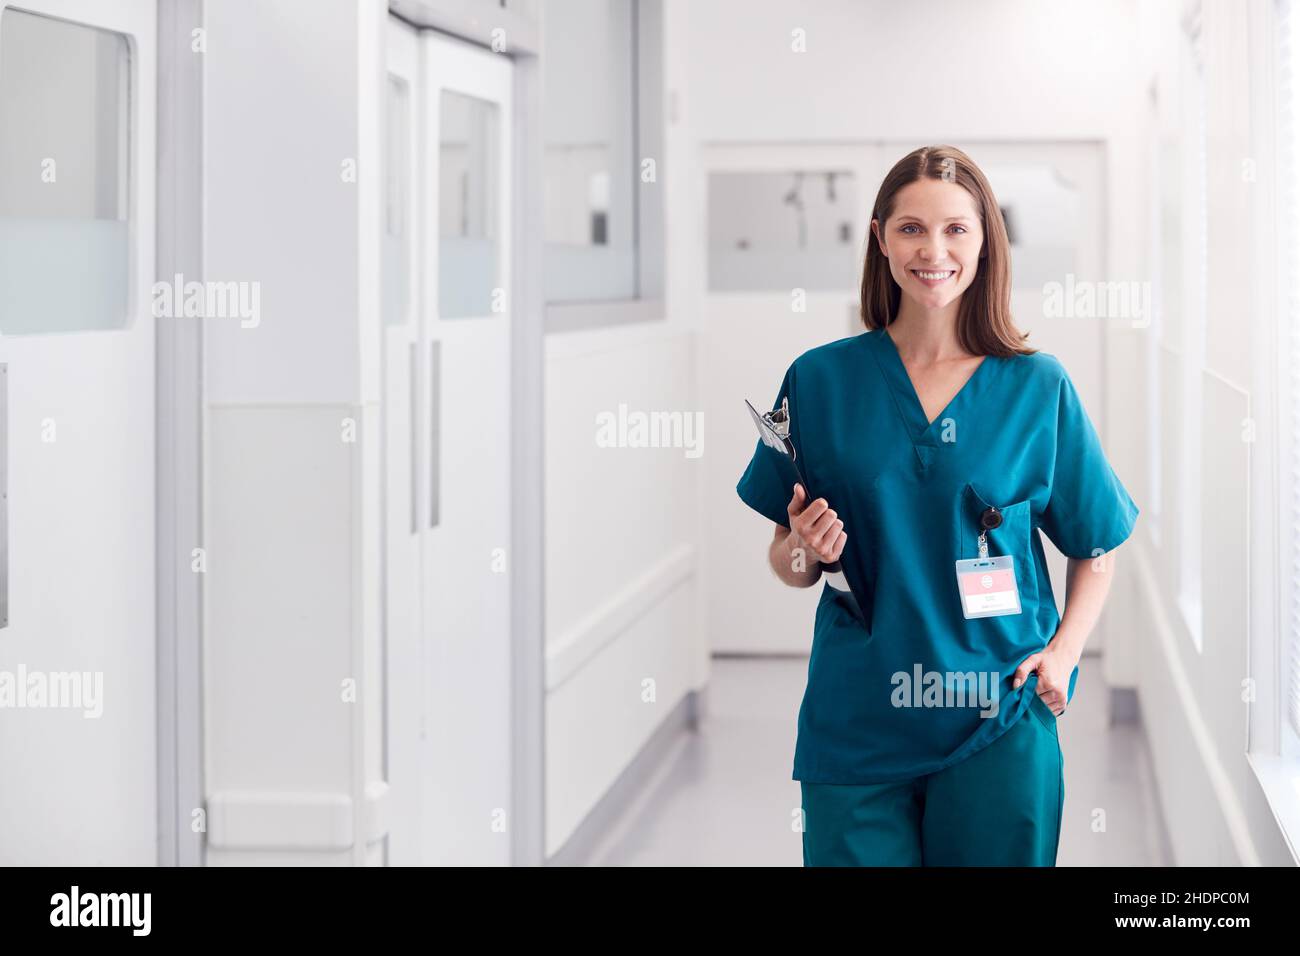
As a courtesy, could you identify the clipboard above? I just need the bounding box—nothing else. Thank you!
[744,396,867,628]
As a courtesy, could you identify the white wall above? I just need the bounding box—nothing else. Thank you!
[544,325,702,854]
[684,0,1144,142]
[201,0,386,866]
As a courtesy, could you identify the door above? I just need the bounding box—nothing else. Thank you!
[421,27,513,867]
[382,15,423,866]
[0,0,156,864]
[384,22,513,866]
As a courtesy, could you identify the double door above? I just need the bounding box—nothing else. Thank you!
[383,19,513,865]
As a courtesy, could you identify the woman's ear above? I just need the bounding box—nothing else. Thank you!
[870,219,886,257]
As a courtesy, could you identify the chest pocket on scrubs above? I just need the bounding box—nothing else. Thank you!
[957,482,1038,612]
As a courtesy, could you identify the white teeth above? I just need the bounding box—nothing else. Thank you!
[914,270,953,280]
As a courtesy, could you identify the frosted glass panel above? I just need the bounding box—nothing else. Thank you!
[439,238,497,318]
[0,9,130,333]
[0,219,128,333]
[439,89,498,319]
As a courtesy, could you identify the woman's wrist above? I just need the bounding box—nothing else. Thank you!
[774,531,821,586]
[1047,626,1086,667]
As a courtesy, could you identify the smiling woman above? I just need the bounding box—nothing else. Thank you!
[735,144,1139,867]
[862,147,1025,359]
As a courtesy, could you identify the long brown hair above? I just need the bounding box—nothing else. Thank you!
[860,145,1035,357]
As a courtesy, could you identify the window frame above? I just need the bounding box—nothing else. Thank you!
[1247,0,1300,861]
[1175,1,1209,653]
[1144,86,1164,551]
[1273,0,1300,761]
[542,0,665,333]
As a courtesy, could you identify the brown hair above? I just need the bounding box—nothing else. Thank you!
[859,145,1035,357]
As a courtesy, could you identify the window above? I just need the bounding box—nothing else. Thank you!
[706,170,860,292]
[1145,87,1165,549]
[438,89,499,319]
[1176,1,1208,651]
[0,9,130,334]
[981,162,1082,292]
[542,0,664,326]
[1277,0,1300,751]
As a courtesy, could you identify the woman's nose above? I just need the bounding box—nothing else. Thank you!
[923,235,947,260]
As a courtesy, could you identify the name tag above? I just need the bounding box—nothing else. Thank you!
[954,556,1022,618]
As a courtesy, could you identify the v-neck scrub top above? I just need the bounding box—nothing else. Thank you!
[736,328,1139,785]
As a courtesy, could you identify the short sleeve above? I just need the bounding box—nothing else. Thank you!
[1038,367,1140,559]
[736,362,801,528]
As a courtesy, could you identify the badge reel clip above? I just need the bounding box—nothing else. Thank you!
[954,504,1023,619]
[744,396,868,627]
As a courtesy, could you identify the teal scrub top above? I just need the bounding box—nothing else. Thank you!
[736,328,1139,785]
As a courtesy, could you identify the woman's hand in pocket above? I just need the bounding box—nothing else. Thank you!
[785,483,847,565]
[1012,643,1074,716]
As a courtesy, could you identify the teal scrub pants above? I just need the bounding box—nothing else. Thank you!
[800,693,1064,866]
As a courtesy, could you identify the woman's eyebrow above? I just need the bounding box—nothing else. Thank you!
[895,215,974,223]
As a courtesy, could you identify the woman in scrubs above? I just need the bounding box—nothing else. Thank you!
[736,145,1139,867]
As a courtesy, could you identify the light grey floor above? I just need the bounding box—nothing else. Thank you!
[584,654,1174,866]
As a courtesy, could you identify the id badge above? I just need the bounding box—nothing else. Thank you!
[954,555,1022,619]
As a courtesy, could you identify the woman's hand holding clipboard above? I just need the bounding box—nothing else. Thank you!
[744,397,868,627]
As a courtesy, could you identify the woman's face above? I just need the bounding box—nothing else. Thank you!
[872,177,984,312]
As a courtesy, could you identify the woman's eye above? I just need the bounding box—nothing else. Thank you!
[899,223,967,235]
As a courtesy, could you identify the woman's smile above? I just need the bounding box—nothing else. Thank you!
[910,268,957,287]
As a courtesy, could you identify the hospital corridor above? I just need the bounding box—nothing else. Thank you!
[2,0,1299,883]
[580,656,1173,867]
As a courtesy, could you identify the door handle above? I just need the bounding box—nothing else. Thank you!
[429,340,440,529]
[0,363,7,628]
[409,342,418,536]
